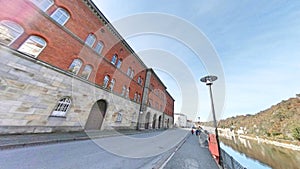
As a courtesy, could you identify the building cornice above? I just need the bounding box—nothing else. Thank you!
[83,0,147,69]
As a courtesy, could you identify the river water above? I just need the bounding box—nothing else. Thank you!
[220,137,300,169]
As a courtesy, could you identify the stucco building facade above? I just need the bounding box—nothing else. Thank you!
[0,0,174,134]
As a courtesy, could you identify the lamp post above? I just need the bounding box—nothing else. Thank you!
[200,75,223,167]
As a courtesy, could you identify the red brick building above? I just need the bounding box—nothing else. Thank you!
[0,0,174,133]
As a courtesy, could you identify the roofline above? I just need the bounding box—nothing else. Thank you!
[147,68,167,89]
[83,0,147,69]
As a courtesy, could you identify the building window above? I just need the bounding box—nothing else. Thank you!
[50,8,70,26]
[94,41,103,54]
[137,76,143,85]
[103,75,110,88]
[116,59,122,69]
[68,59,82,75]
[31,0,54,11]
[130,70,135,79]
[18,35,46,57]
[0,20,24,46]
[85,34,96,47]
[134,92,138,101]
[80,65,92,79]
[126,88,130,98]
[148,99,152,106]
[51,97,71,117]
[116,112,122,122]
[137,94,141,103]
[121,85,126,96]
[109,79,115,91]
[111,54,117,65]
[127,67,132,77]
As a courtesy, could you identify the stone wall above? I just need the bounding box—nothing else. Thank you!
[0,46,140,134]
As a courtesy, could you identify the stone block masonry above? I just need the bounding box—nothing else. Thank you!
[0,46,140,134]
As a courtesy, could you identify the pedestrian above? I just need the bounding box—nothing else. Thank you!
[191,129,194,135]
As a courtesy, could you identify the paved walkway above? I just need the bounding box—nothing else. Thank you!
[163,133,219,169]
[0,129,157,149]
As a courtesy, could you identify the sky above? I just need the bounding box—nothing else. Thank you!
[93,0,300,121]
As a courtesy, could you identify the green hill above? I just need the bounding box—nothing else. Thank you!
[205,96,300,142]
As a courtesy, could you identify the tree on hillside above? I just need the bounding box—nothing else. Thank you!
[292,127,300,141]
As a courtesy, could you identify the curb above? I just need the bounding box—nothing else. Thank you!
[0,129,166,150]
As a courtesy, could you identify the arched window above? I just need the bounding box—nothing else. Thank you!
[116,59,122,69]
[134,92,138,101]
[68,59,82,75]
[18,35,46,57]
[109,79,115,91]
[103,75,110,88]
[85,33,96,47]
[0,20,24,46]
[31,0,54,11]
[127,67,132,77]
[80,64,92,79]
[111,54,117,65]
[51,97,71,117]
[126,87,130,98]
[137,94,141,103]
[130,70,135,79]
[50,8,70,26]
[121,85,126,96]
[137,76,142,85]
[94,41,103,54]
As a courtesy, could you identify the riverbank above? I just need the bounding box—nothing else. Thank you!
[238,135,300,151]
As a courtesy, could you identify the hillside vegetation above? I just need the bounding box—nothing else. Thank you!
[204,96,300,142]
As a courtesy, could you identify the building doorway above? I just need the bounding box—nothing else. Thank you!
[144,112,150,129]
[158,115,162,129]
[85,99,107,130]
[152,114,157,129]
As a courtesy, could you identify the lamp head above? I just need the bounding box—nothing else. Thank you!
[200,75,218,85]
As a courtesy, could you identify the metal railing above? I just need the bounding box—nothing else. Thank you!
[221,148,246,169]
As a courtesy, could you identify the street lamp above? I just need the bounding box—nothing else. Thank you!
[200,75,223,167]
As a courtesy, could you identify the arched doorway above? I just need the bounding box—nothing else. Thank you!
[85,99,107,130]
[158,115,162,129]
[167,118,170,128]
[144,112,150,129]
[152,114,157,129]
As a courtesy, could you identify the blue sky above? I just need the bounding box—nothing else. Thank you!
[93,0,300,121]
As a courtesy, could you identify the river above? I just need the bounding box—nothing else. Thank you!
[220,136,300,169]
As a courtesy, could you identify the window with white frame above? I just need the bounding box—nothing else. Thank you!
[94,41,103,54]
[111,54,117,65]
[116,112,122,122]
[103,75,110,88]
[126,67,132,77]
[31,0,54,11]
[130,70,134,79]
[137,94,141,103]
[80,65,92,79]
[50,8,70,26]
[134,92,137,101]
[85,33,96,47]
[126,88,130,98]
[116,59,122,69]
[137,76,142,85]
[121,85,126,96]
[51,97,71,117]
[0,20,24,46]
[18,35,46,57]
[109,79,115,91]
[68,59,82,75]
